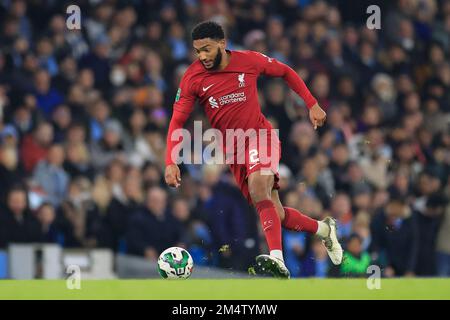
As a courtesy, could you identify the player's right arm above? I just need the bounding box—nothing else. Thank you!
[165,72,197,188]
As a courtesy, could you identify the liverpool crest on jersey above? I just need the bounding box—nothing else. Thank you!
[238,73,245,87]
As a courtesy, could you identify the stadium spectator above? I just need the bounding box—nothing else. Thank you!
[103,168,144,252]
[32,69,64,117]
[298,156,330,207]
[63,141,95,181]
[172,196,212,266]
[36,202,61,244]
[0,143,24,205]
[90,119,130,171]
[56,177,107,248]
[351,211,372,252]
[301,237,331,278]
[328,193,353,239]
[125,186,184,260]
[19,121,53,174]
[415,193,449,276]
[51,104,72,143]
[32,143,69,206]
[0,186,43,248]
[78,34,111,91]
[340,233,372,277]
[283,230,308,278]
[370,195,419,277]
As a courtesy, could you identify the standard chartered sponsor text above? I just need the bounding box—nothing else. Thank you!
[219,92,246,105]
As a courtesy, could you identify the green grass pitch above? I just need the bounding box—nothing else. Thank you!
[0,279,449,300]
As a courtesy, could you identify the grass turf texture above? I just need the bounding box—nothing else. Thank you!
[0,279,449,300]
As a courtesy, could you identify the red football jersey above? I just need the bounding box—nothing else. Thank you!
[166,50,317,165]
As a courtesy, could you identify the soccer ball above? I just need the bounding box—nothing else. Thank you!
[157,247,194,279]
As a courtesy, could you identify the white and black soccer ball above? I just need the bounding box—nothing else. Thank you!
[157,247,194,279]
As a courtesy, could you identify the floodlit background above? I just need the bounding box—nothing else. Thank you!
[0,0,449,280]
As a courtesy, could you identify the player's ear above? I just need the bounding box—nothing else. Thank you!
[218,39,226,49]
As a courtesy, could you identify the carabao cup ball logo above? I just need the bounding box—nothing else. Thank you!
[157,247,194,279]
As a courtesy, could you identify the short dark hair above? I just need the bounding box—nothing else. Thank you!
[191,21,224,41]
[388,193,407,205]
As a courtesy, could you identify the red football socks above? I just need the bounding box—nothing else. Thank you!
[255,200,282,251]
[282,207,319,234]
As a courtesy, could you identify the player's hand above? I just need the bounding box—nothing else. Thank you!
[309,103,327,130]
[165,164,181,188]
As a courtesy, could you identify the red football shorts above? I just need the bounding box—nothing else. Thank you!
[226,128,281,204]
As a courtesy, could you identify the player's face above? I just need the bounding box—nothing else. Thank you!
[193,38,225,70]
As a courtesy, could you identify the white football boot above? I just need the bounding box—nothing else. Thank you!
[321,217,344,265]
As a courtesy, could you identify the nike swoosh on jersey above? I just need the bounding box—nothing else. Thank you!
[249,163,259,170]
[202,84,214,91]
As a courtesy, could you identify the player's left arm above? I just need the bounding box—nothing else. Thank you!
[253,52,326,129]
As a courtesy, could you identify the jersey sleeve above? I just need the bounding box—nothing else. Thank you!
[165,71,197,166]
[250,51,318,109]
[173,72,197,115]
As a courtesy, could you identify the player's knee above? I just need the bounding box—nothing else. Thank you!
[249,180,271,204]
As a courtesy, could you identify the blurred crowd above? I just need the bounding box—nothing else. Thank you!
[0,0,449,278]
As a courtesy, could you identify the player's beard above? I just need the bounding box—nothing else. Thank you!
[205,48,222,70]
